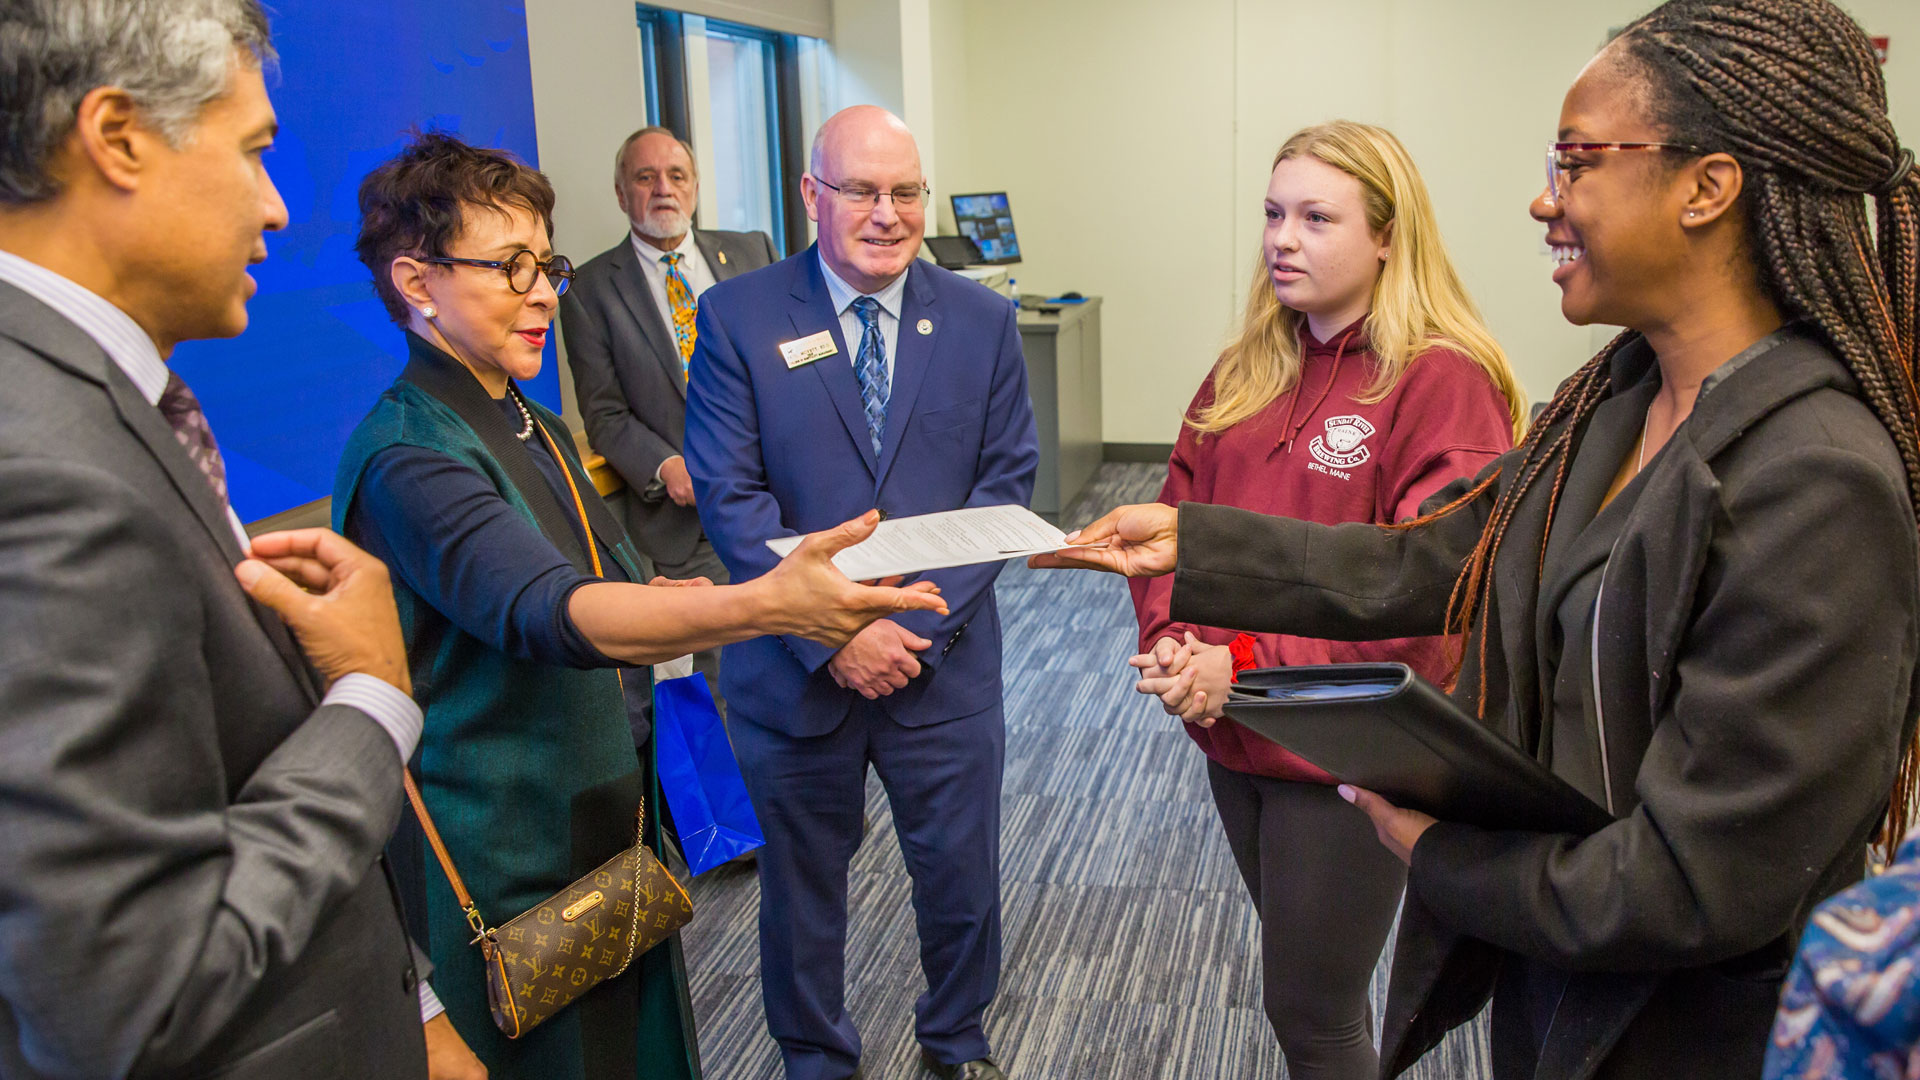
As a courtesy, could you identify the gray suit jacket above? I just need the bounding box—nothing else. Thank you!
[560,228,777,564]
[0,281,428,1080]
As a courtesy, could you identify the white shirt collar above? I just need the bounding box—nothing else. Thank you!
[631,229,699,268]
[0,248,170,405]
[818,250,909,320]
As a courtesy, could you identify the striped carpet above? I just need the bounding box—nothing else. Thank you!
[683,463,1493,1079]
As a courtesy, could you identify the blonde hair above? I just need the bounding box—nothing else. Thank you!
[1188,121,1525,440]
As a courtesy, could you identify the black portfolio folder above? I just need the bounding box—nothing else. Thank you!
[1225,663,1613,836]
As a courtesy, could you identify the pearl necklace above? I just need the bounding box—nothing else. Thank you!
[507,385,534,441]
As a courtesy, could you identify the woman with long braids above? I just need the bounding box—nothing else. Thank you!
[1036,0,1920,1076]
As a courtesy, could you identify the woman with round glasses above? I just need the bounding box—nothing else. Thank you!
[1038,0,1920,1075]
[332,131,947,1080]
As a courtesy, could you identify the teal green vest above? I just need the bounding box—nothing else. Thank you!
[335,375,696,1079]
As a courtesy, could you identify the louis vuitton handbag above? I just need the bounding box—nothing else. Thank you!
[397,414,694,1038]
[402,770,693,1038]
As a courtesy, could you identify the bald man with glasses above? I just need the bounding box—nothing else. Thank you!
[685,105,1037,1080]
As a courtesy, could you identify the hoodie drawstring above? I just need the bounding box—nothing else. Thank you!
[1279,326,1359,454]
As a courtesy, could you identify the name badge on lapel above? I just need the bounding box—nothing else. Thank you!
[779,331,839,369]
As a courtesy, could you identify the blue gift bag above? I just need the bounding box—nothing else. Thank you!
[652,657,764,874]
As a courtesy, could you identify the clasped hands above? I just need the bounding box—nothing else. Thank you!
[1130,633,1231,725]
[1132,632,1436,862]
[830,618,932,699]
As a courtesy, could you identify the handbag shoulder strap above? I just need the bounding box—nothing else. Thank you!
[533,416,605,579]
[402,769,492,939]
[532,416,648,847]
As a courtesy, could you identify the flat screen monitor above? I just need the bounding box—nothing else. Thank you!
[949,192,1022,265]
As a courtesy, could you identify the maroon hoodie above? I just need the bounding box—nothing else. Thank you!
[1130,319,1515,782]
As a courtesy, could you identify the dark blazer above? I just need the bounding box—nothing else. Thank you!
[684,247,1039,736]
[0,282,427,1080]
[560,228,777,565]
[1173,331,1919,1080]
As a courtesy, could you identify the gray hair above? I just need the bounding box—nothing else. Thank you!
[0,0,274,204]
[613,126,698,185]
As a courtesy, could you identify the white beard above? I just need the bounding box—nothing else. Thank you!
[634,205,692,241]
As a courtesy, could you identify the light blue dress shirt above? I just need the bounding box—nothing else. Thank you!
[818,250,908,383]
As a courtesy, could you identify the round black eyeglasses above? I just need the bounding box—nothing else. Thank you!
[422,250,575,296]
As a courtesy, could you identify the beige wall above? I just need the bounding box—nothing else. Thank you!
[826,0,946,183]
[525,0,646,276]
[930,0,1920,443]
[518,0,1920,440]
[932,0,1240,443]
[524,0,650,422]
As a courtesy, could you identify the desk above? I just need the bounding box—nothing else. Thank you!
[1018,298,1102,519]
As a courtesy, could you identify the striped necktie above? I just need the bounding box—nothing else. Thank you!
[662,251,697,377]
[156,371,229,503]
[852,296,889,456]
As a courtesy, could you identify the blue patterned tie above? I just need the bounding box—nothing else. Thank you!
[852,296,889,456]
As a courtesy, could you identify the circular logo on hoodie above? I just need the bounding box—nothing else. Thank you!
[1309,414,1375,470]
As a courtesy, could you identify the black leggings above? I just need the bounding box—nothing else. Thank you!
[1208,760,1408,1080]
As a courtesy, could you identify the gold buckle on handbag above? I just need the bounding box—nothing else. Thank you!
[562,890,604,921]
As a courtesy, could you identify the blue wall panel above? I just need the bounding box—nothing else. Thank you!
[170,1,554,522]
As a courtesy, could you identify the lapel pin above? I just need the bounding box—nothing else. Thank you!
[717,250,728,265]
[917,318,933,336]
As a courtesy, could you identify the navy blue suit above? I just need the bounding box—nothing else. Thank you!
[686,248,1037,1079]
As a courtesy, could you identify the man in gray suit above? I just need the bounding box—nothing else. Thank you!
[0,3,476,1077]
[561,126,778,704]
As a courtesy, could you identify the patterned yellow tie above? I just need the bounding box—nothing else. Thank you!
[662,251,697,378]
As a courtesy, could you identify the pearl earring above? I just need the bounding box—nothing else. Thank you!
[423,305,437,319]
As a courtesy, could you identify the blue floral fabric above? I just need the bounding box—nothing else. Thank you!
[1767,836,1920,1079]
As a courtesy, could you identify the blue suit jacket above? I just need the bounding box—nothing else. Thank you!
[686,247,1038,736]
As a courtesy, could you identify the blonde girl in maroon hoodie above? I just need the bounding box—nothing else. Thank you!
[1128,121,1524,1080]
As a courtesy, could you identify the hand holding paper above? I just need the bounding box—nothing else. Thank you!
[766,504,1095,580]
[1027,502,1180,576]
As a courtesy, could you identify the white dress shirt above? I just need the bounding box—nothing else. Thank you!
[818,252,908,384]
[630,229,718,341]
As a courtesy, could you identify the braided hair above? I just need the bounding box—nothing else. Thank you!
[1431,0,1920,858]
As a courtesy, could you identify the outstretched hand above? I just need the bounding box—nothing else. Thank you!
[1028,503,1179,577]
[763,510,948,648]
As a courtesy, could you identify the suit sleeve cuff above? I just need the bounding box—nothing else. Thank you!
[419,980,446,1022]
[323,672,423,763]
